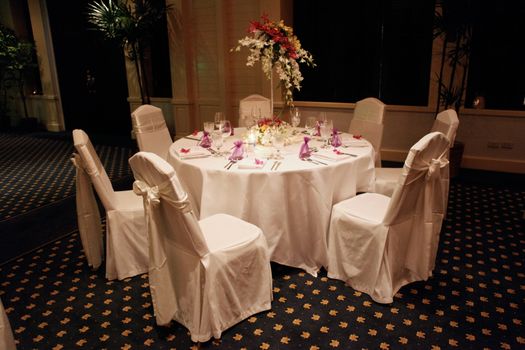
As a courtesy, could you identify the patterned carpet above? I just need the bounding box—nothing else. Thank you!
[0,171,523,348]
[0,132,135,221]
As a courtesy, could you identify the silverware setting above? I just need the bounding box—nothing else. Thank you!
[271,161,282,171]
[301,157,327,166]
[338,151,358,157]
[184,136,201,141]
[206,148,218,155]
[224,160,236,170]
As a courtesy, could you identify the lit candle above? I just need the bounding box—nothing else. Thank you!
[248,131,257,145]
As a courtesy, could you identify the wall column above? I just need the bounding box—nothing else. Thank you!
[26,0,64,131]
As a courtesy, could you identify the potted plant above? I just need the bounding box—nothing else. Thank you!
[87,0,168,105]
[0,23,39,130]
[433,0,474,177]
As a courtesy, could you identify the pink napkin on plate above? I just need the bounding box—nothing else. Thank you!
[311,148,352,162]
[237,158,265,169]
[175,146,210,159]
[342,135,368,147]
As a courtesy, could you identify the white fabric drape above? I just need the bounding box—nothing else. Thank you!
[374,108,458,199]
[132,104,173,160]
[73,129,148,280]
[70,153,103,270]
[353,97,385,124]
[348,119,384,167]
[1,299,16,350]
[327,132,449,303]
[167,134,375,276]
[130,152,272,343]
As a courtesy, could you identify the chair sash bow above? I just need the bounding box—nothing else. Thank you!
[133,175,192,213]
[133,116,167,134]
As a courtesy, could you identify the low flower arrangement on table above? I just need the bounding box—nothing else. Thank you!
[247,116,290,146]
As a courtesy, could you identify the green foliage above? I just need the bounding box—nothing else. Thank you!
[0,24,37,122]
[86,0,168,103]
[433,0,474,114]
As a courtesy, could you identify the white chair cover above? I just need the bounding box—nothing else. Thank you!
[132,104,173,160]
[1,299,16,350]
[73,129,148,280]
[431,109,459,148]
[349,98,385,167]
[374,109,459,197]
[327,132,449,304]
[129,152,272,343]
[348,119,383,167]
[70,153,103,270]
[353,97,385,124]
[238,94,271,127]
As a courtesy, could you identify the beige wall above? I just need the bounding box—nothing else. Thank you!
[8,0,525,173]
[164,0,524,173]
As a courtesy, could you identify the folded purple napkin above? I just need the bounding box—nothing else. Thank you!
[229,140,244,161]
[299,136,312,159]
[199,131,212,148]
[331,128,342,147]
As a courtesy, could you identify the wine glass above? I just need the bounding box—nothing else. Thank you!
[272,132,285,159]
[211,130,223,156]
[214,112,224,130]
[305,116,317,136]
[220,120,232,140]
[251,107,261,127]
[291,107,301,128]
[203,121,214,134]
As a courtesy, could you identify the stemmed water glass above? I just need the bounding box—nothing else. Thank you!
[220,120,232,138]
[214,112,224,130]
[305,116,317,136]
[211,130,223,156]
[251,107,261,127]
[319,119,333,148]
[272,132,285,159]
[203,121,214,134]
[291,107,301,129]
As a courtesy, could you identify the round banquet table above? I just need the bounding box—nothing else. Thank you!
[167,128,375,276]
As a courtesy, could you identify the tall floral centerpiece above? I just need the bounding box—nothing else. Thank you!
[233,15,315,110]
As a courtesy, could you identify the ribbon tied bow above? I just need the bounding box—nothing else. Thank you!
[133,180,160,206]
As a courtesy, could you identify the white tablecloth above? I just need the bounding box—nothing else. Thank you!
[167,129,375,275]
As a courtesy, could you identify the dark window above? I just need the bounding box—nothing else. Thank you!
[293,0,434,106]
[143,0,172,98]
[466,2,525,111]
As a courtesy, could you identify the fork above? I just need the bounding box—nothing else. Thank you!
[226,160,237,170]
[306,158,327,165]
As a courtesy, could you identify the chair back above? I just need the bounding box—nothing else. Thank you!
[1,299,16,350]
[131,104,173,159]
[353,97,385,124]
[431,109,459,148]
[72,129,117,210]
[348,119,384,167]
[129,152,209,258]
[350,97,385,167]
[239,94,271,126]
[384,131,449,225]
